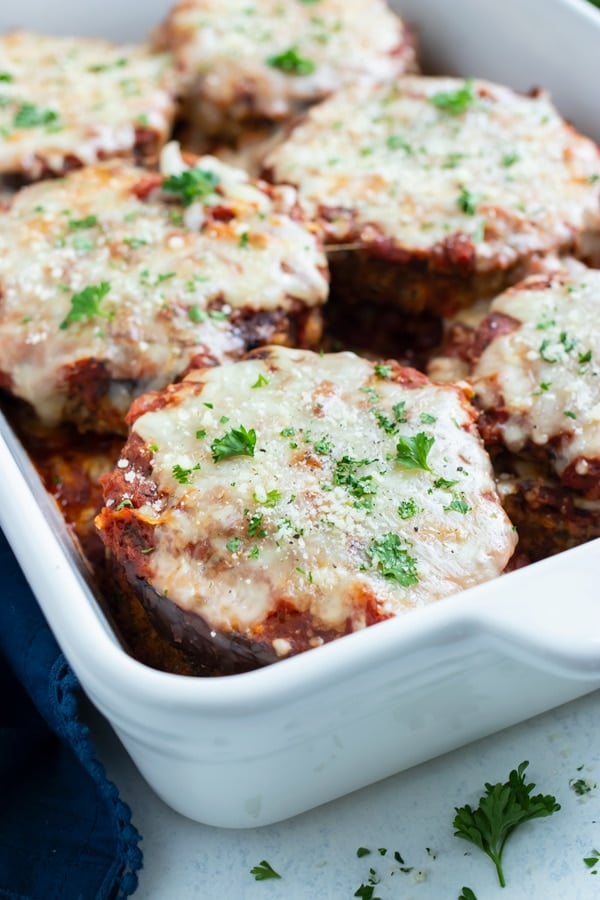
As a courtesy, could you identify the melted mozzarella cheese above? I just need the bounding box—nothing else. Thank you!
[0,32,176,177]
[155,0,414,130]
[472,265,600,475]
[116,347,515,646]
[0,154,328,427]
[266,77,600,271]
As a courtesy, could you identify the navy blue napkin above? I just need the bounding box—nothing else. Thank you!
[0,529,143,899]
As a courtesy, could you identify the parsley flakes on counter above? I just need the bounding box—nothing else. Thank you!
[250,859,281,881]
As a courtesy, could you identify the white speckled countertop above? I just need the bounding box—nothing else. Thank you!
[93,689,600,899]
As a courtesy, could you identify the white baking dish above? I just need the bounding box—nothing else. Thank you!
[1,0,600,829]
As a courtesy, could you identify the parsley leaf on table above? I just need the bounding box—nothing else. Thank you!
[453,760,560,887]
[250,859,281,881]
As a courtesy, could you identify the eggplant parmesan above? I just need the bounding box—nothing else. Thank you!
[0,32,177,180]
[0,144,328,433]
[95,346,516,673]
[153,0,417,140]
[264,76,600,317]
[431,264,600,557]
[471,267,600,493]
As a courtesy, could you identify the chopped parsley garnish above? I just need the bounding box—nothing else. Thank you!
[314,436,334,455]
[578,349,592,364]
[88,57,128,73]
[13,102,60,128]
[188,305,206,323]
[434,476,458,489]
[536,317,556,330]
[356,848,372,858]
[584,850,600,872]
[367,533,418,587]
[374,363,392,379]
[266,46,316,76]
[502,152,520,167]
[395,433,434,472]
[248,546,260,559]
[251,373,269,388]
[459,889,478,900]
[255,489,282,507]
[196,429,207,439]
[444,492,471,514]
[332,456,377,510]
[247,512,267,538]
[250,860,281,881]
[122,236,147,249]
[211,425,256,462]
[171,463,201,484]
[397,498,419,519]
[453,760,560,887]
[162,168,220,206]
[430,79,475,115]
[238,231,250,248]
[564,410,577,420]
[280,427,295,437]
[59,282,112,329]
[115,499,133,511]
[373,410,397,435]
[226,537,241,553]
[539,338,557,362]
[420,412,437,424]
[0,72,13,83]
[69,215,98,229]
[539,330,576,363]
[295,566,313,582]
[392,401,408,423]
[457,187,480,215]
[386,134,412,153]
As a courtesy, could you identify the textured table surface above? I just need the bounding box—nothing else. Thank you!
[92,688,600,899]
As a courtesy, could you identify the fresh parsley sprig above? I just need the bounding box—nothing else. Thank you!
[395,433,434,472]
[453,760,560,888]
[211,425,256,462]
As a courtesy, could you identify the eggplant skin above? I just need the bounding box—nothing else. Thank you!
[132,571,280,675]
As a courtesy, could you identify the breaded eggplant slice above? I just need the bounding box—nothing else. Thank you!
[153,0,417,138]
[496,465,600,562]
[0,31,176,180]
[0,146,328,433]
[265,77,600,316]
[95,346,516,674]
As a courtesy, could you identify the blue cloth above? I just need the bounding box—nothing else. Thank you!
[0,529,143,899]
